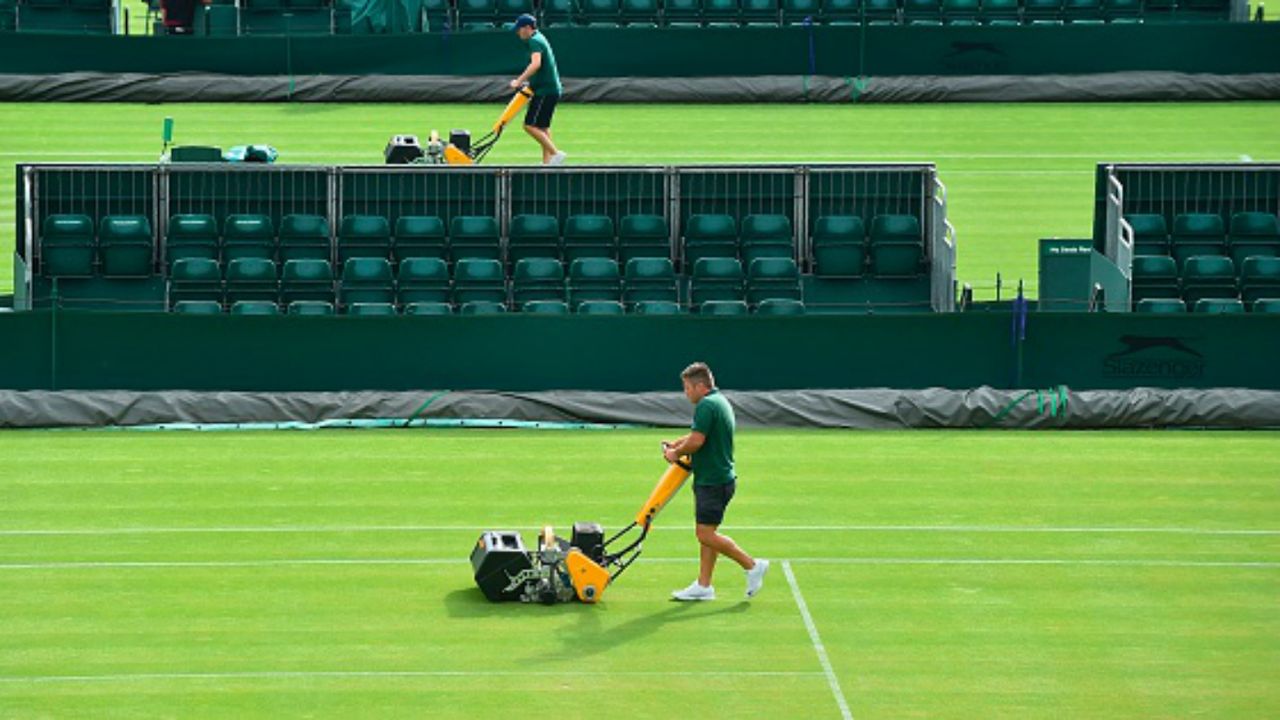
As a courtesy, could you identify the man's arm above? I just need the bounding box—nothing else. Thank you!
[510,52,542,88]
[662,431,705,463]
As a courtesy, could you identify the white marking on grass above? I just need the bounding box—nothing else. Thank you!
[0,669,824,685]
[2,557,1276,571]
[784,561,854,720]
[1240,154,1253,162]
[2,524,1275,537]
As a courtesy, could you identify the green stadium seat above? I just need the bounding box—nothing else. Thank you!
[633,300,683,314]
[225,257,279,305]
[746,257,802,307]
[1193,298,1245,315]
[741,0,780,24]
[903,0,942,23]
[450,216,501,263]
[1134,298,1187,314]
[1170,213,1226,270]
[740,214,793,266]
[755,298,806,315]
[1253,299,1280,314]
[508,214,561,265]
[684,214,738,266]
[782,0,819,23]
[453,258,507,306]
[980,0,1020,23]
[288,300,335,316]
[620,0,660,24]
[461,301,508,315]
[700,300,749,316]
[1180,255,1236,306]
[1125,214,1170,257]
[540,0,576,26]
[1239,257,1280,306]
[568,257,623,308]
[512,257,567,305]
[1102,0,1140,20]
[169,258,223,308]
[40,214,95,278]
[223,214,275,263]
[98,215,154,278]
[1227,212,1280,267]
[523,300,571,314]
[577,300,626,315]
[457,0,498,29]
[423,0,455,30]
[280,259,335,306]
[231,300,280,316]
[347,302,398,316]
[338,215,392,266]
[623,257,679,306]
[166,214,219,267]
[941,0,980,23]
[278,214,331,263]
[340,257,395,307]
[704,0,740,25]
[394,216,448,264]
[563,214,616,263]
[397,257,451,305]
[1024,0,1063,22]
[663,0,703,25]
[862,0,899,23]
[822,0,862,23]
[812,215,866,277]
[690,257,745,310]
[581,0,621,25]
[1063,0,1102,21]
[619,214,670,264]
[174,300,224,315]
[869,214,924,277]
[1130,255,1180,302]
[404,302,454,315]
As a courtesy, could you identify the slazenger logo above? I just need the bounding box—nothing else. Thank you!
[1102,335,1205,379]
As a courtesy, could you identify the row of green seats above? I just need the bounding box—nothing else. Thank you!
[1132,255,1280,307]
[1135,298,1280,314]
[173,297,807,316]
[39,215,155,279]
[1127,212,1280,269]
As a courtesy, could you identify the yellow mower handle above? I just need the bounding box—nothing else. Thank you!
[494,85,534,134]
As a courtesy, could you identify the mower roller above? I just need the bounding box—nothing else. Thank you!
[470,455,692,604]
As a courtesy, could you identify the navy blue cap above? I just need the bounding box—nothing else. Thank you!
[514,13,537,29]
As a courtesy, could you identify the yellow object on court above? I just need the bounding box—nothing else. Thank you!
[494,85,534,133]
[443,145,474,165]
[634,457,691,527]
[565,548,611,603]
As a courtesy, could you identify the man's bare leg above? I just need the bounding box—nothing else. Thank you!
[696,523,755,587]
[523,125,559,163]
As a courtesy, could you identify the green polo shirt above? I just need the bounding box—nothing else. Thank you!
[690,388,736,487]
[524,31,562,96]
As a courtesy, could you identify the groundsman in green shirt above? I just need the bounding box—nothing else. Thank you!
[511,14,567,166]
[663,362,770,602]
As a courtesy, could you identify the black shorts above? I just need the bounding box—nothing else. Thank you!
[694,482,736,526]
[524,93,560,130]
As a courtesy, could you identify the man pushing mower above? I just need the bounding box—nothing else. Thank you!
[511,14,567,166]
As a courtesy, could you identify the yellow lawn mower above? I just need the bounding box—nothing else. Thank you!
[385,85,534,166]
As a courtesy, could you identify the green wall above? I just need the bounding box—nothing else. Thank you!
[2,24,1277,78]
[0,310,1276,391]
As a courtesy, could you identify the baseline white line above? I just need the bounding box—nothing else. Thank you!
[2,524,1275,537]
[0,669,824,685]
[2,557,1276,570]
[784,561,853,720]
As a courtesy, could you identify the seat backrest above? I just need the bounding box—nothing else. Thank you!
[1254,299,1280,314]
[99,215,153,244]
[1135,298,1186,314]
[576,300,626,315]
[398,257,450,284]
[451,216,500,241]
[625,257,677,283]
[700,300,749,316]
[172,257,221,282]
[461,301,507,315]
[1241,256,1280,282]
[168,214,219,241]
[282,259,334,283]
[224,214,275,241]
[226,257,277,283]
[513,257,565,284]
[564,214,616,241]
[342,257,394,285]
[1182,255,1235,281]
[1230,212,1280,238]
[341,215,392,240]
[279,214,330,241]
[1172,213,1226,239]
[813,215,866,242]
[755,298,806,315]
[510,214,561,241]
[1193,298,1245,314]
[634,300,683,314]
[455,258,505,284]
[523,300,571,315]
[620,214,669,239]
[748,257,799,281]
[43,214,95,242]
[685,214,738,241]
[395,215,447,240]
[870,214,922,242]
[783,0,821,16]
[570,257,622,282]
[1131,255,1178,280]
[741,214,792,241]
[692,257,744,281]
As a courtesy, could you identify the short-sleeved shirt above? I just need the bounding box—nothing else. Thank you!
[524,31,563,97]
[690,388,736,487]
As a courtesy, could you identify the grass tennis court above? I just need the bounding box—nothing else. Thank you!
[3,101,1278,298]
[2,428,1277,718]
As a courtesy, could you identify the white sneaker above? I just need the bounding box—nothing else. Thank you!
[671,581,715,601]
[745,559,770,598]
[549,151,567,166]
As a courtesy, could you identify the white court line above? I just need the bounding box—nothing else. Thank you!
[784,561,854,720]
[3,557,1275,570]
[0,669,824,685]
[1,524,1275,536]
[1241,154,1253,162]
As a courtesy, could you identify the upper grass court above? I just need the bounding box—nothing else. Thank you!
[2,101,1278,298]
